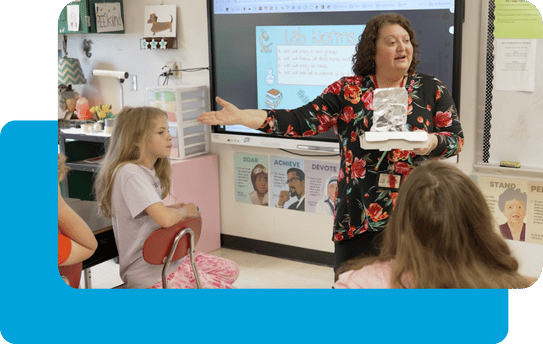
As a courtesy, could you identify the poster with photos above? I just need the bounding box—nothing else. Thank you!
[269,156,305,211]
[305,160,340,216]
[234,153,269,206]
[477,175,542,245]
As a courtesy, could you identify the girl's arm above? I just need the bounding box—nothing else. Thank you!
[145,201,201,229]
[58,233,98,266]
[58,185,98,265]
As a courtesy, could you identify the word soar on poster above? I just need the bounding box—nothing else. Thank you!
[95,3,124,33]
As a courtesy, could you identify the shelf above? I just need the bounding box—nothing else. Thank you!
[59,130,111,143]
[59,128,109,200]
[67,162,100,173]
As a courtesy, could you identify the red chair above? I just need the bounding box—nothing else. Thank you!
[59,262,83,288]
[142,216,203,289]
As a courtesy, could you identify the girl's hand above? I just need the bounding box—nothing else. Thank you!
[198,96,268,129]
[413,133,438,156]
[178,202,201,219]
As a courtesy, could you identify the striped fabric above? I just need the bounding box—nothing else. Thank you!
[58,58,86,85]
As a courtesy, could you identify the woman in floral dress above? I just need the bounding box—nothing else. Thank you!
[199,13,463,278]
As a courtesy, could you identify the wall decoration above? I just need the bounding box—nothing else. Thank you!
[143,5,177,38]
[305,160,340,216]
[477,175,543,245]
[67,4,80,32]
[270,156,305,211]
[95,2,124,33]
[234,153,269,206]
[142,4,177,49]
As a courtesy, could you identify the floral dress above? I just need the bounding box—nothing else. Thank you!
[259,73,464,243]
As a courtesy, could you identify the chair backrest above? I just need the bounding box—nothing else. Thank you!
[58,262,83,288]
[142,216,202,265]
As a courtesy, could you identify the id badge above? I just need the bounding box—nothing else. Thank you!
[376,172,402,190]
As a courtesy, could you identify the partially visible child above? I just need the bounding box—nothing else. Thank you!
[334,161,535,289]
[94,107,238,288]
[58,153,98,267]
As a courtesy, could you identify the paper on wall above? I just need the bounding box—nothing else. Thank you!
[493,38,537,92]
[67,4,80,32]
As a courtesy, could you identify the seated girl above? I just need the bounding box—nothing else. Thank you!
[94,107,238,288]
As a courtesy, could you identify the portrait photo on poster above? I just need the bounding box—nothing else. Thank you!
[477,175,543,245]
[306,160,340,216]
[270,156,305,211]
[234,153,269,206]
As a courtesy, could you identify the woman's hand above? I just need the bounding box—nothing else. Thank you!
[413,133,438,156]
[198,96,268,129]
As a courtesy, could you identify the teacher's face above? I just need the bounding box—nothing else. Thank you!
[503,199,526,225]
[374,24,413,76]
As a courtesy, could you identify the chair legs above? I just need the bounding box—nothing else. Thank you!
[162,228,202,289]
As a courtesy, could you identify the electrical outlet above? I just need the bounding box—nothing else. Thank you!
[173,62,182,79]
[165,61,182,79]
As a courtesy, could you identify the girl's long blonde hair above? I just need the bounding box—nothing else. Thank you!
[94,107,172,218]
[338,161,534,289]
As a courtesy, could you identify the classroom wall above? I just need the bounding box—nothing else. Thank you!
[60,0,541,276]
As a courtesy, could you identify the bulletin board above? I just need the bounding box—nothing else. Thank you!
[477,0,543,245]
[58,0,125,34]
[479,0,543,170]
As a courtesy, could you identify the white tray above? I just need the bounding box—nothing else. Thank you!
[360,131,428,151]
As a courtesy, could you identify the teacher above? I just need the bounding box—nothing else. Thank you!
[198,13,464,277]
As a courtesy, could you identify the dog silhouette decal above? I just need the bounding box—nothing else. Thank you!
[147,14,173,35]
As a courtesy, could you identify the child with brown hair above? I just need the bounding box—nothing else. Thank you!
[334,161,535,289]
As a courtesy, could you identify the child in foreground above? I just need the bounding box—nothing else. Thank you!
[94,107,238,288]
[58,153,98,267]
[334,161,536,289]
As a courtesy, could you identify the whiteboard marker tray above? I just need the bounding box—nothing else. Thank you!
[360,131,428,151]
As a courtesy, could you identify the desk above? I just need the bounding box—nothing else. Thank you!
[65,198,118,288]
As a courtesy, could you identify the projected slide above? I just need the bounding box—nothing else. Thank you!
[256,25,365,110]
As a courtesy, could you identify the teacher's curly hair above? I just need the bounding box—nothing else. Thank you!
[352,13,420,76]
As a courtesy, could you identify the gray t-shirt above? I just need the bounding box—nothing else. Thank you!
[111,163,181,288]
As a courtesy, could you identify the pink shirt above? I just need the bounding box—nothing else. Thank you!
[334,259,413,289]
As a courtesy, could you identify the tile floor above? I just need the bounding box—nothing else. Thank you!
[83,248,335,289]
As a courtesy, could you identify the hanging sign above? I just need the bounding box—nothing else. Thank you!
[95,2,124,33]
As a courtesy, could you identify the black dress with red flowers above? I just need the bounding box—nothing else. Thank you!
[259,73,464,243]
